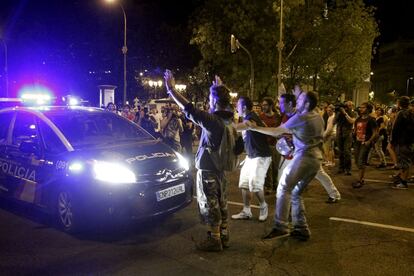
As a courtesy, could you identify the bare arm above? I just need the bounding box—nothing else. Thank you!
[233,122,249,132]
[246,120,290,137]
[164,70,190,109]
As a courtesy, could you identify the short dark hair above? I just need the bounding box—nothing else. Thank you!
[361,102,373,113]
[280,93,296,107]
[376,107,384,116]
[210,85,231,109]
[398,96,410,108]
[262,97,274,107]
[238,96,253,111]
[305,91,318,111]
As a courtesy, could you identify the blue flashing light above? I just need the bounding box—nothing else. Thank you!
[18,85,54,106]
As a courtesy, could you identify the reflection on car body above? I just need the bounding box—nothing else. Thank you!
[0,106,193,233]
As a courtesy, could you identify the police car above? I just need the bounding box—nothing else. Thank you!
[0,106,193,233]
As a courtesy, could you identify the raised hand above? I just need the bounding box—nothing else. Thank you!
[164,69,176,92]
[212,75,223,86]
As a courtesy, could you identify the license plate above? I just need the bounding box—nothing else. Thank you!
[156,184,185,202]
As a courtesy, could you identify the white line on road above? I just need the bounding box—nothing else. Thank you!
[364,178,393,184]
[329,217,414,233]
[193,196,260,209]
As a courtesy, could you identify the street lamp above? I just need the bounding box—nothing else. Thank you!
[406,77,413,96]
[148,79,163,98]
[105,0,128,104]
[231,34,254,99]
[0,37,8,97]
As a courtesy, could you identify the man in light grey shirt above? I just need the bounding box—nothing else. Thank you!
[247,90,324,241]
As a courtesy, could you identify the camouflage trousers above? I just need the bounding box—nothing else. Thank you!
[196,170,228,227]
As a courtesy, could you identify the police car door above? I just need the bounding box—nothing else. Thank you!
[5,111,44,204]
[0,111,14,194]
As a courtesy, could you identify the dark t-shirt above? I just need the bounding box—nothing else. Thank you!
[184,103,234,171]
[354,116,377,142]
[336,109,357,134]
[243,112,271,158]
[391,109,414,145]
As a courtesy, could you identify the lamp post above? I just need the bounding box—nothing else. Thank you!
[105,0,128,104]
[277,0,284,95]
[1,38,8,97]
[406,77,413,96]
[231,34,254,99]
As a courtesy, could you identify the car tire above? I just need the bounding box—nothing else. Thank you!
[55,186,84,234]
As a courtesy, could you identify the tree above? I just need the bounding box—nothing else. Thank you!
[189,0,378,100]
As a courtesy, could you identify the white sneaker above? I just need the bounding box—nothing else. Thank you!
[259,203,268,222]
[231,210,252,220]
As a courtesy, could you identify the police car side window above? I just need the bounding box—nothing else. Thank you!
[38,120,66,154]
[0,113,13,144]
[12,113,39,147]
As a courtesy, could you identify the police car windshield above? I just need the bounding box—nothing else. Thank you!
[44,111,153,149]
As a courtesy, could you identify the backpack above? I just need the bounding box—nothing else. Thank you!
[209,119,243,172]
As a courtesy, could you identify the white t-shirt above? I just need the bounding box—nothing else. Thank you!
[282,110,324,158]
[324,113,336,138]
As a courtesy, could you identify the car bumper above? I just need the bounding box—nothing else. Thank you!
[77,176,193,221]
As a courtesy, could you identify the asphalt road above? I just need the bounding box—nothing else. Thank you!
[0,162,413,275]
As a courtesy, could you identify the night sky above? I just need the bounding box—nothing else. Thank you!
[0,0,412,101]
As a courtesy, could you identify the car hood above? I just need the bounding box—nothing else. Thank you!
[72,140,184,176]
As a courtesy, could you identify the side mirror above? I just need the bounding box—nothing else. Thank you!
[19,141,40,155]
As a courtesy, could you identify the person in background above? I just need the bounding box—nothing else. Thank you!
[390,96,414,189]
[106,102,117,113]
[323,104,336,167]
[334,101,357,175]
[351,102,377,188]
[160,106,183,152]
[121,104,135,121]
[259,97,281,194]
[373,107,388,168]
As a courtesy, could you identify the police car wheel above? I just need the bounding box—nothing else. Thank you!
[56,188,82,233]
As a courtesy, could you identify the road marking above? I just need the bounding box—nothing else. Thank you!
[329,217,414,233]
[364,178,393,184]
[193,196,260,209]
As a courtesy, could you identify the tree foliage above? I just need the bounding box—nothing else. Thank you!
[190,0,378,100]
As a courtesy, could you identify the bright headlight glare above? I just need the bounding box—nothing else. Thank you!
[175,152,190,171]
[93,161,136,184]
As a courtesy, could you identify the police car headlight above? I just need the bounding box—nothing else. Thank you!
[93,161,136,184]
[175,152,189,171]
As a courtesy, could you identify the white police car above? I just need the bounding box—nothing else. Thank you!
[0,106,192,233]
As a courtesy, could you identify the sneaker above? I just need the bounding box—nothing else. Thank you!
[392,182,408,190]
[344,170,352,176]
[376,163,387,168]
[195,232,223,252]
[352,180,364,189]
[231,210,252,220]
[220,228,229,249]
[262,228,289,240]
[290,228,310,241]
[326,197,340,204]
[258,203,268,222]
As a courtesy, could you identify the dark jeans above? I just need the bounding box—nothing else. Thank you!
[337,132,353,171]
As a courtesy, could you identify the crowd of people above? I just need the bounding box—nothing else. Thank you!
[105,101,195,161]
[103,74,414,252]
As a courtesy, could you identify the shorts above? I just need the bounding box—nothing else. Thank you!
[395,144,414,170]
[354,141,371,169]
[239,156,271,192]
